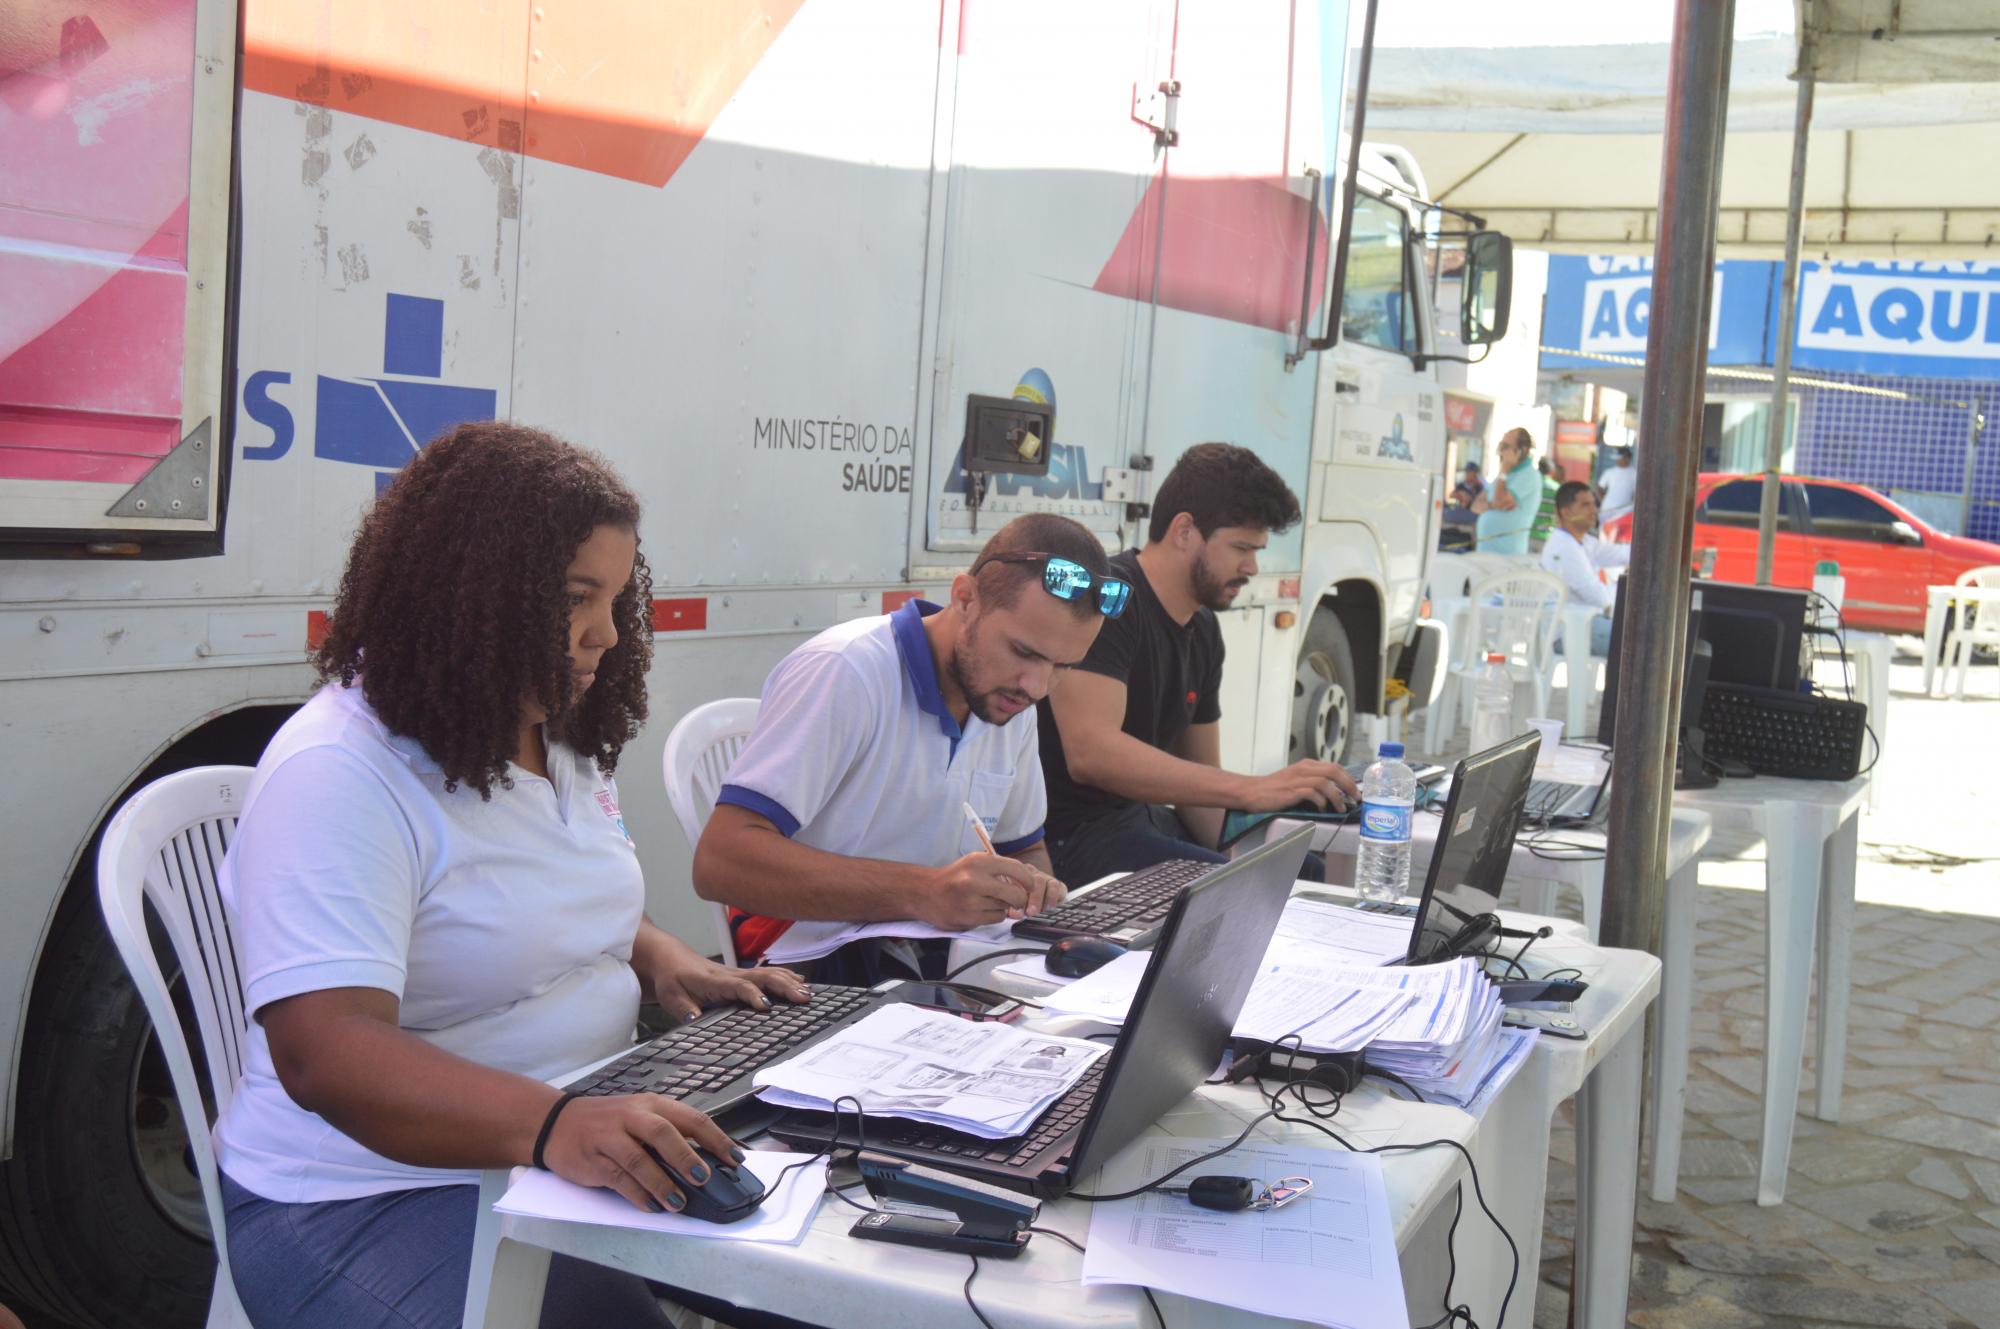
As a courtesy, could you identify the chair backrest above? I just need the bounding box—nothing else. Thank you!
[97,765,256,1320]
[1954,564,2000,590]
[662,698,762,965]
[1465,568,1569,671]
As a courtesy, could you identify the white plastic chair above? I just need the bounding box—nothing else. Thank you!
[1426,568,1568,753]
[662,698,762,966]
[1943,565,2000,698]
[96,765,256,1329]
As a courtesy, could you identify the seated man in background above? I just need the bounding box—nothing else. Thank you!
[1038,443,1359,887]
[693,514,1118,978]
[1540,479,1631,656]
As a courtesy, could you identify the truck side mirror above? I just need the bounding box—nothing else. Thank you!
[1460,231,1513,346]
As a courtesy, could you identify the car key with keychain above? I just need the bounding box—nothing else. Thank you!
[1157,1175,1314,1213]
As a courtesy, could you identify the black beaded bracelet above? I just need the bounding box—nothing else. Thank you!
[531,1091,581,1171]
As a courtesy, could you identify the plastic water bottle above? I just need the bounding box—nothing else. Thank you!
[1356,742,1416,906]
[1469,651,1514,753]
[1812,559,1846,629]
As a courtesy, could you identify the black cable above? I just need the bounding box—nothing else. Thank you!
[963,1255,996,1329]
[1026,1226,1166,1326]
[1365,1067,1427,1103]
[1415,1185,1478,1329]
[1066,1112,1277,1201]
[942,948,1048,982]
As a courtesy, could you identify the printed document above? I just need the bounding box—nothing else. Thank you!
[1083,1138,1406,1328]
[752,1004,1107,1138]
[493,1150,827,1245]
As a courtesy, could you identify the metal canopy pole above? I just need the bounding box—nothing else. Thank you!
[1602,0,1736,956]
[1756,14,1817,584]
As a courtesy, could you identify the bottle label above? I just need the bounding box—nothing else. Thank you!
[1359,800,1412,844]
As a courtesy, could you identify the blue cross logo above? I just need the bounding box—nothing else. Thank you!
[314,294,497,491]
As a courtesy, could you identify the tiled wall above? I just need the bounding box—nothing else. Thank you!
[1708,372,1999,543]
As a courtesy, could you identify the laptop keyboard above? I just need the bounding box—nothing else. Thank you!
[1524,778,1589,822]
[878,1060,1107,1168]
[1014,858,1213,942]
[570,985,878,1101]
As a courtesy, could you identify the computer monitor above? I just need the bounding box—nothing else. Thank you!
[1597,579,1709,749]
[1694,582,1808,691]
[1408,732,1539,964]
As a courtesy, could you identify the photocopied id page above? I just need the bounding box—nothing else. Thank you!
[1082,1137,1406,1329]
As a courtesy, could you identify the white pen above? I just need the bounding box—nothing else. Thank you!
[961,800,998,855]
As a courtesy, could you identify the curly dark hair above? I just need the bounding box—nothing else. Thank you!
[314,421,654,797]
[1147,442,1302,543]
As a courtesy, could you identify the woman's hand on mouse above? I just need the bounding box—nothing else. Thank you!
[540,1094,744,1213]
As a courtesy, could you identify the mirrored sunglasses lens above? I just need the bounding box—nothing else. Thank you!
[1098,580,1132,617]
[1043,558,1092,600]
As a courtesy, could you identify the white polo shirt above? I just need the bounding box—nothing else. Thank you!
[214,683,644,1202]
[717,600,1047,953]
[1599,465,1639,523]
[1539,527,1632,613]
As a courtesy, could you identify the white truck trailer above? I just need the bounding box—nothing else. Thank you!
[0,1,1510,1321]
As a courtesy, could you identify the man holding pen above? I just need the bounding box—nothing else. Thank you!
[693,514,1121,980]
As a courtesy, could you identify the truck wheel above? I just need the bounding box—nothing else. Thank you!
[0,883,213,1329]
[1292,614,1366,766]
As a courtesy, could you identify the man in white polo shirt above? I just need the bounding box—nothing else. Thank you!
[1541,479,1631,656]
[693,513,1125,976]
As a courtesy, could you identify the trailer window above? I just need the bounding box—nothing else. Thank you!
[1339,195,1411,355]
[0,0,233,549]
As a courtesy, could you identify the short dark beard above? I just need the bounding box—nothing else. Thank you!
[1190,557,1241,613]
[948,638,1024,726]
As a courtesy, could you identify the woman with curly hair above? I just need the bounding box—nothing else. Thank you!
[211,422,806,1329]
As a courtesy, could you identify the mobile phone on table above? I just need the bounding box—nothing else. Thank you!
[896,981,1026,1022]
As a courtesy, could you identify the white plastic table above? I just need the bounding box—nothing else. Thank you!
[464,916,1660,1329]
[1297,775,1714,1209]
[1673,772,1869,1206]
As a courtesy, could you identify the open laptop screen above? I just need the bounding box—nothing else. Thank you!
[1408,733,1539,963]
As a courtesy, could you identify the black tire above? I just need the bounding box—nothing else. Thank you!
[1291,612,1368,766]
[0,881,214,1329]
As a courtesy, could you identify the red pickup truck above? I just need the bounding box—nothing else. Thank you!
[1601,473,2000,634]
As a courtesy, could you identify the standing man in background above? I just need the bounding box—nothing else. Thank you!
[1471,428,1539,554]
[1036,443,1359,886]
[1597,446,1639,525]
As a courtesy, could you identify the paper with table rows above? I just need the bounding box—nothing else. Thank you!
[1082,1137,1406,1329]
[752,1003,1107,1138]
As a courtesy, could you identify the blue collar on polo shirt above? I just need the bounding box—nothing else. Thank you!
[891,598,967,757]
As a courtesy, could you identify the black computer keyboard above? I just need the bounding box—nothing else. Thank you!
[1699,683,1868,781]
[877,1060,1107,1169]
[570,984,878,1102]
[1012,858,1214,944]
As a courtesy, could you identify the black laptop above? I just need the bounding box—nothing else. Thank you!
[771,825,1315,1197]
[1403,732,1540,963]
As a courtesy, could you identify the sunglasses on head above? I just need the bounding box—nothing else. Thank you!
[969,552,1131,618]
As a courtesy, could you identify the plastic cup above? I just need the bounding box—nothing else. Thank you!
[1526,716,1564,753]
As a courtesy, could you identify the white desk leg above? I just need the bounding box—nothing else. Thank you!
[1573,1024,1643,1329]
[464,1169,548,1329]
[1814,812,1859,1122]
[1648,854,1698,1202]
[1759,812,1824,1206]
[1564,616,1591,739]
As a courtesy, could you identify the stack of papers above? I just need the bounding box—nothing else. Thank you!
[752,1004,1108,1138]
[763,918,1016,965]
[1271,897,1416,967]
[493,1150,829,1245]
[1358,958,1517,1108]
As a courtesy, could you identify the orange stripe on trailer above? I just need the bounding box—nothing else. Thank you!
[242,0,806,188]
[306,610,329,650]
[882,590,923,613]
[652,597,708,632]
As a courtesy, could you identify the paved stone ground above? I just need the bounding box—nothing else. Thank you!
[1515,653,2000,1329]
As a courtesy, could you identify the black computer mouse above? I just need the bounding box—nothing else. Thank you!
[1045,935,1130,979]
[647,1144,767,1224]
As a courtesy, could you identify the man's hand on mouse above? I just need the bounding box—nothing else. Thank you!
[919,853,1066,929]
[540,1094,744,1214]
[1234,759,1360,813]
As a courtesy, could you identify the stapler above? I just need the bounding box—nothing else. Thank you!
[847,1151,1040,1257]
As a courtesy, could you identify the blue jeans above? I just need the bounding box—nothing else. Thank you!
[1049,803,1326,888]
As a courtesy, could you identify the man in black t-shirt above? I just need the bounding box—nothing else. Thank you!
[1038,443,1359,886]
